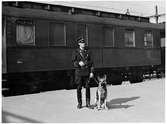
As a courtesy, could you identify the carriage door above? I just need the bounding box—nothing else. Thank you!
[76,24,88,46]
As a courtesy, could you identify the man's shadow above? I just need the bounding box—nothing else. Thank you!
[106,96,140,109]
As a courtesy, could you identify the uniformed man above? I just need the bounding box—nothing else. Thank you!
[72,37,94,109]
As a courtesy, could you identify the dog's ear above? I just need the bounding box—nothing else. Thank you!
[104,74,107,80]
[97,76,100,81]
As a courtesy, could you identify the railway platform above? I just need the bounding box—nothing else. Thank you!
[2,78,165,122]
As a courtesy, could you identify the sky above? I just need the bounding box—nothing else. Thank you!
[41,0,166,23]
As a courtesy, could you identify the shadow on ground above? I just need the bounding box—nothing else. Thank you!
[107,96,140,110]
[2,111,42,123]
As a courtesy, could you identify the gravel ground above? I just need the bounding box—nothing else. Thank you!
[2,78,165,122]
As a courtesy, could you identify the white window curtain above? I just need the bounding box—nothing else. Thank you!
[125,31,135,47]
[16,25,35,45]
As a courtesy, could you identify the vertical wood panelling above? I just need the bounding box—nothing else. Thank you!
[135,28,144,48]
[153,30,161,48]
[103,48,161,67]
[115,26,124,48]
[87,24,103,47]
[35,20,49,46]
[66,22,76,47]
[6,17,17,47]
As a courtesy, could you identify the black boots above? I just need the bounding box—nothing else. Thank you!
[86,104,90,108]
[77,104,82,109]
[77,100,90,109]
[86,99,90,107]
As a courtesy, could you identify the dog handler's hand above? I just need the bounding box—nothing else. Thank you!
[79,61,85,66]
[90,72,94,78]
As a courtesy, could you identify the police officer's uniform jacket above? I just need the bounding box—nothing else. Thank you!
[72,48,93,78]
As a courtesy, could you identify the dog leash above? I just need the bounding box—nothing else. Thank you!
[88,77,98,84]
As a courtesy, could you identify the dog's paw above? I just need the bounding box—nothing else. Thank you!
[104,106,109,110]
[97,107,101,111]
[97,106,101,110]
[94,103,97,107]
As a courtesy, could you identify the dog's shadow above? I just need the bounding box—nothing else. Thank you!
[106,96,140,110]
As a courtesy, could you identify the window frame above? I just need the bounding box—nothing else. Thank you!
[144,30,153,48]
[124,29,135,48]
[16,22,35,46]
[104,27,115,47]
[49,22,67,47]
[85,24,89,46]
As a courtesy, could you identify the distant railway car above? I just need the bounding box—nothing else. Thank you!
[2,1,165,95]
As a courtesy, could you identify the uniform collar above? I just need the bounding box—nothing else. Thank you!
[79,48,86,52]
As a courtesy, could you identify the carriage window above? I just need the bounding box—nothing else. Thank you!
[16,24,35,46]
[104,28,114,47]
[124,30,135,47]
[144,31,153,48]
[88,24,103,47]
[49,23,66,46]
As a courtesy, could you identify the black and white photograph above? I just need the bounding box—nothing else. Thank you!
[2,0,165,123]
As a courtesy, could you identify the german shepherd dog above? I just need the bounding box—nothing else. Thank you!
[95,74,108,110]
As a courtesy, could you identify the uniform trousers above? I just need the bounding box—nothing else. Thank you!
[75,75,90,105]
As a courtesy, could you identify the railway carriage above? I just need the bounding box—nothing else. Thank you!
[2,1,165,95]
